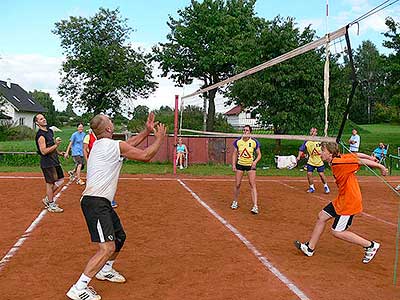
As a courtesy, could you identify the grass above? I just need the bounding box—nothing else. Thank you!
[0,123,399,176]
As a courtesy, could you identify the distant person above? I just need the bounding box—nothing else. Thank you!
[83,129,118,208]
[297,127,330,194]
[349,128,360,152]
[65,123,86,185]
[295,142,387,264]
[231,125,261,215]
[176,137,188,170]
[66,113,166,300]
[34,114,64,213]
[372,143,387,163]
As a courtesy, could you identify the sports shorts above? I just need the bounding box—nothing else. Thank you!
[81,195,125,243]
[72,155,84,166]
[41,165,64,184]
[306,164,325,173]
[323,202,354,232]
[236,163,256,171]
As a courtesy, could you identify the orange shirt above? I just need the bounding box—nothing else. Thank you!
[331,153,362,215]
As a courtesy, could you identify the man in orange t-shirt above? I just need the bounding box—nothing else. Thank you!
[295,142,388,264]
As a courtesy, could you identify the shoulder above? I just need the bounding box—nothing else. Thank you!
[233,137,241,147]
[251,138,260,148]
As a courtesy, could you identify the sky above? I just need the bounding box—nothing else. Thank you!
[0,0,399,114]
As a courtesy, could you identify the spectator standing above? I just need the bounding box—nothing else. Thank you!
[349,129,360,152]
[65,123,86,185]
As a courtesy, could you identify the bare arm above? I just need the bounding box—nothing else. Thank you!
[83,143,89,162]
[64,141,72,158]
[38,136,60,156]
[232,148,238,171]
[358,157,388,175]
[126,112,156,147]
[356,152,379,162]
[120,123,166,162]
[252,148,261,168]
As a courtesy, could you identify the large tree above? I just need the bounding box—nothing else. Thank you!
[228,16,349,135]
[53,8,156,115]
[153,0,258,131]
[350,40,385,124]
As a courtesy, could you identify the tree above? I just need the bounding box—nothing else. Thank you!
[153,0,258,131]
[30,90,58,126]
[382,17,400,122]
[350,41,385,124]
[127,105,149,132]
[53,8,156,115]
[228,16,349,136]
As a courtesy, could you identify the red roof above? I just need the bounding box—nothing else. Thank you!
[224,105,242,115]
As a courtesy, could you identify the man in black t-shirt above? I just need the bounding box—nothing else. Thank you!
[34,114,64,213]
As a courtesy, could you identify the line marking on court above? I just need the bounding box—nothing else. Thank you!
[177,179,310,300]
[278,182,397,227]
[0,182,71,273]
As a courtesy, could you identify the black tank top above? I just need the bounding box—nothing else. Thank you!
[35,127,60,168]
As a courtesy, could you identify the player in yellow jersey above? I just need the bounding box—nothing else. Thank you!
[231,125,262,214]
[297,127,330,193]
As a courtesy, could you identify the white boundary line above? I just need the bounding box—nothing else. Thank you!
[177,179,310,300]
[0,182,71,272]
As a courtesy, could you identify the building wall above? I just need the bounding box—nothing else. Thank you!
[226,112,259,129]
[0,99,36,129]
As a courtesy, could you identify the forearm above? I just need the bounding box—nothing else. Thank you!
[126,129,151,147]
[356,152,375,160]
[359,158,386,171]
[41,144,58,155]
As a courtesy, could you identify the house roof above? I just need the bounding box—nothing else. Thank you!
[0,112,12,119]
[0,80,47,113]
[224,105,242,116]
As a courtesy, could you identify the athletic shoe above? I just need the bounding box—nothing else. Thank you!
[179,165,183,170]
[111,200,118,208]
[324,186,330,194]
[230,200,238,210]
[95,268,126,283]
[76,179,85,185]
[294,240,314,257]
[47,202,63,213]
[307,187,315,193]
[251,205,259,214]
[395,185,400,191]
[42,196,50,208]
[362,241,380,264]
[66,284,101,300]
[68,170,75,183]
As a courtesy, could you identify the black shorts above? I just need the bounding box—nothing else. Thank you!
[41,166,64,184]
[323,202,354,232]
[72,156,85,170]
[236,163,256,171]
[81,195,125,243]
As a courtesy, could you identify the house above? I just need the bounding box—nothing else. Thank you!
[0,79,46,129]
[224,105,260,129]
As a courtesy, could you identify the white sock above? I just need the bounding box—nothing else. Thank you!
[310,184,315,189]
[75,273,91,290]
[101,260,114,272]
[324,183,329,188]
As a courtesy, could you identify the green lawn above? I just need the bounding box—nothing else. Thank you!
[0,123,399,176]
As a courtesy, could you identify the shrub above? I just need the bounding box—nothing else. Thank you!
[7,125,36,140]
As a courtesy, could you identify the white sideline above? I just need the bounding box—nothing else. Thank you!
[178,179,310,300]
[0,182,70,272]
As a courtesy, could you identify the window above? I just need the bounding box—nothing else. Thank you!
[13,96,21,102]
[19,117,24,126]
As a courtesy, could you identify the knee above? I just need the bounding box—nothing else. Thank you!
[115,231,126,252]
[100,243,116,257]
[54,178,64,188]
[331,229,344,239]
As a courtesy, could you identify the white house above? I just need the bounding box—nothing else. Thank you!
[0,79,46,129]
[224,105,261,129]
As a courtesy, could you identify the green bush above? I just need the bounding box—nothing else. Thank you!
[6,125,36,140]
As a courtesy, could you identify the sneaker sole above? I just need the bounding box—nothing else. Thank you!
[95,275,126,283]
[294,240,313,257]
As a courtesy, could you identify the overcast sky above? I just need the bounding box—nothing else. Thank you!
[0,0,398,114]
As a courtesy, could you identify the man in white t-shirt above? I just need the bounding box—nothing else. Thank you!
[349,128,360,152]
[67,113,166,300]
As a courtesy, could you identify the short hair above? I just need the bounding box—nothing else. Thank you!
[77,122,84,127]
[321,142,339,157]
[90,115,107,137]
[244,125,252,133]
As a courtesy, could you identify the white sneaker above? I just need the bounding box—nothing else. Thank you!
[230,200,238,210]
[47,202,63,213]
[362,241,380,264]
[95,268,126,283]
[68,170,76,183]
[42,196,50,208]
[294,241,314,257]
[251,205,259,214]
[66,285,101,300]
[179,165,183,170]
[395,185,400,191]
[324,186,330,194]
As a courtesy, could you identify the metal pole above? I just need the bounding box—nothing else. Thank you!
[173,95,179,175]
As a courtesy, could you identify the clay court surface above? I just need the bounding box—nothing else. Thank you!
[0,173,399,300]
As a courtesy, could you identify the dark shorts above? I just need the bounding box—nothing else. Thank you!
[323,202,354,232]
[306,164,325,173]
[81,195,125,243]
[41,166,64,184]
[236,163,256,171]
[73,155,84,166]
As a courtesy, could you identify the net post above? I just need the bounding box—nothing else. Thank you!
[173,95,179,175]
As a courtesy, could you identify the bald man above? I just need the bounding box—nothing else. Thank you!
[67,113,166,300]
